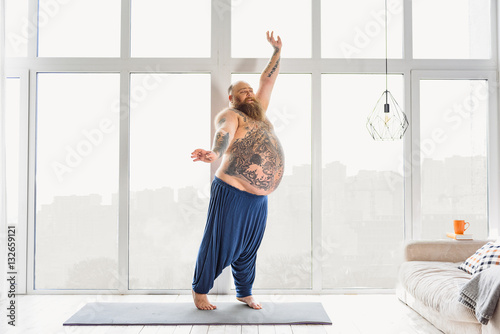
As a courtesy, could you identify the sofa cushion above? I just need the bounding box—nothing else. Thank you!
[459,242,500,275]
[399,261,477,323]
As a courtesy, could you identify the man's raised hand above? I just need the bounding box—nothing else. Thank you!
[191,149,218,163]
[266,31,282,51]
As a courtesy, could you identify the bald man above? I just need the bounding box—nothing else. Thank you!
[191,31,284,310]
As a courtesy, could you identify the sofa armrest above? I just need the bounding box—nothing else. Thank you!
[404,240,491,262]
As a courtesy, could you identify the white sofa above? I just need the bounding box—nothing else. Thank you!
[397,240,500,334]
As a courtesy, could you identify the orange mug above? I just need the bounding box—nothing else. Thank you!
[454,220,470,234]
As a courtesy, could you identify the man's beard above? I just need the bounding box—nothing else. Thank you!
[233,97,265,121]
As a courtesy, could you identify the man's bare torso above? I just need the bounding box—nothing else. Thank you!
[216,108,284,196]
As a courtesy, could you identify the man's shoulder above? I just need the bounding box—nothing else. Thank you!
[218,108,246,120]
[214,108,241,126]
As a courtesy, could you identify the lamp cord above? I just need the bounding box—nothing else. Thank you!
[385,0,388,103]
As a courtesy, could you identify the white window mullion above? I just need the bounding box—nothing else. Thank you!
[27,0,37,59]
[489,0,499,239]
[492,0,500,238]
[211,0,232,295]
[311,0,322,292]
[403,0,414,241]
[490,0,498,62]
[118,0,131,293]
[403,67,413,241]
[488,72,500,237]
[403,0,413,60]
[410,72,422,240]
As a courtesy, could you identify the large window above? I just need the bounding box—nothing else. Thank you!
[129,74,211,289]
[35,73,120,289]
[4,74,28,294]
[131,0,211,58]
[322,74,405,288]
[5,77,21,227]
[321,0,403,58]
[231,0,312,58]
[412,0,491,59]
[4,0,499,294]
[5,0,28,57]
[37,0,121,57]
[418,78,489,239]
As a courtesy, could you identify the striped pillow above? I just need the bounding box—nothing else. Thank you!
[459,242,500,275]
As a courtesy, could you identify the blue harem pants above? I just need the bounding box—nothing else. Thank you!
[192,176,268,298]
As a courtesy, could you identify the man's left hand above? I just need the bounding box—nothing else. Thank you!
[266,31,282,51]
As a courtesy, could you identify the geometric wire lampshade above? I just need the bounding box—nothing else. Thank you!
[366,0,409,141]
[366,90,409,140]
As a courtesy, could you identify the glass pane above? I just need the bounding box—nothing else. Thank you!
[231,73,312,289]
[129,74,211,289]
[5,0,28,57]
[38,0,121,57]
[35,73,120,289]
[6,78,21,225]
[322,74,405,289]
[131,0,211,58]
[231,0,312,58]
[321,0,403,58]
[420,80,488,239]
[413,0,490,59]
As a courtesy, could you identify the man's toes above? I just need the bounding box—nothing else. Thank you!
[202,303,216,310]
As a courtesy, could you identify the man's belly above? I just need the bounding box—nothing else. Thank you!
[216,130,284,196]
[216,165,283,196]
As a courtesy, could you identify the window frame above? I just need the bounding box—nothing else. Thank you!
[3,0,498,295]
[410,70,499,240]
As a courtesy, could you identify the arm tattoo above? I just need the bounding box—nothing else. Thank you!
[263,47,280,76]
[217,117,226,127]
[212,131,230,158]
[263,61,273,75]
[267,58,280,78]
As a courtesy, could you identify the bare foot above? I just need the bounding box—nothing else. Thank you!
[236,295,262,309]
[192,290,217,310]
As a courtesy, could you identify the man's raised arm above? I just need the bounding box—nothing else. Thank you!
[257,31,282,112]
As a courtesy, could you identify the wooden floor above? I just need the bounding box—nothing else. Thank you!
[0,294,443,334]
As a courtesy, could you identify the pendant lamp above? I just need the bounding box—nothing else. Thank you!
[366,0,409,140]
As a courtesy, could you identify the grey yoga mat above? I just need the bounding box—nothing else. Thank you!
[63,302,332,326]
